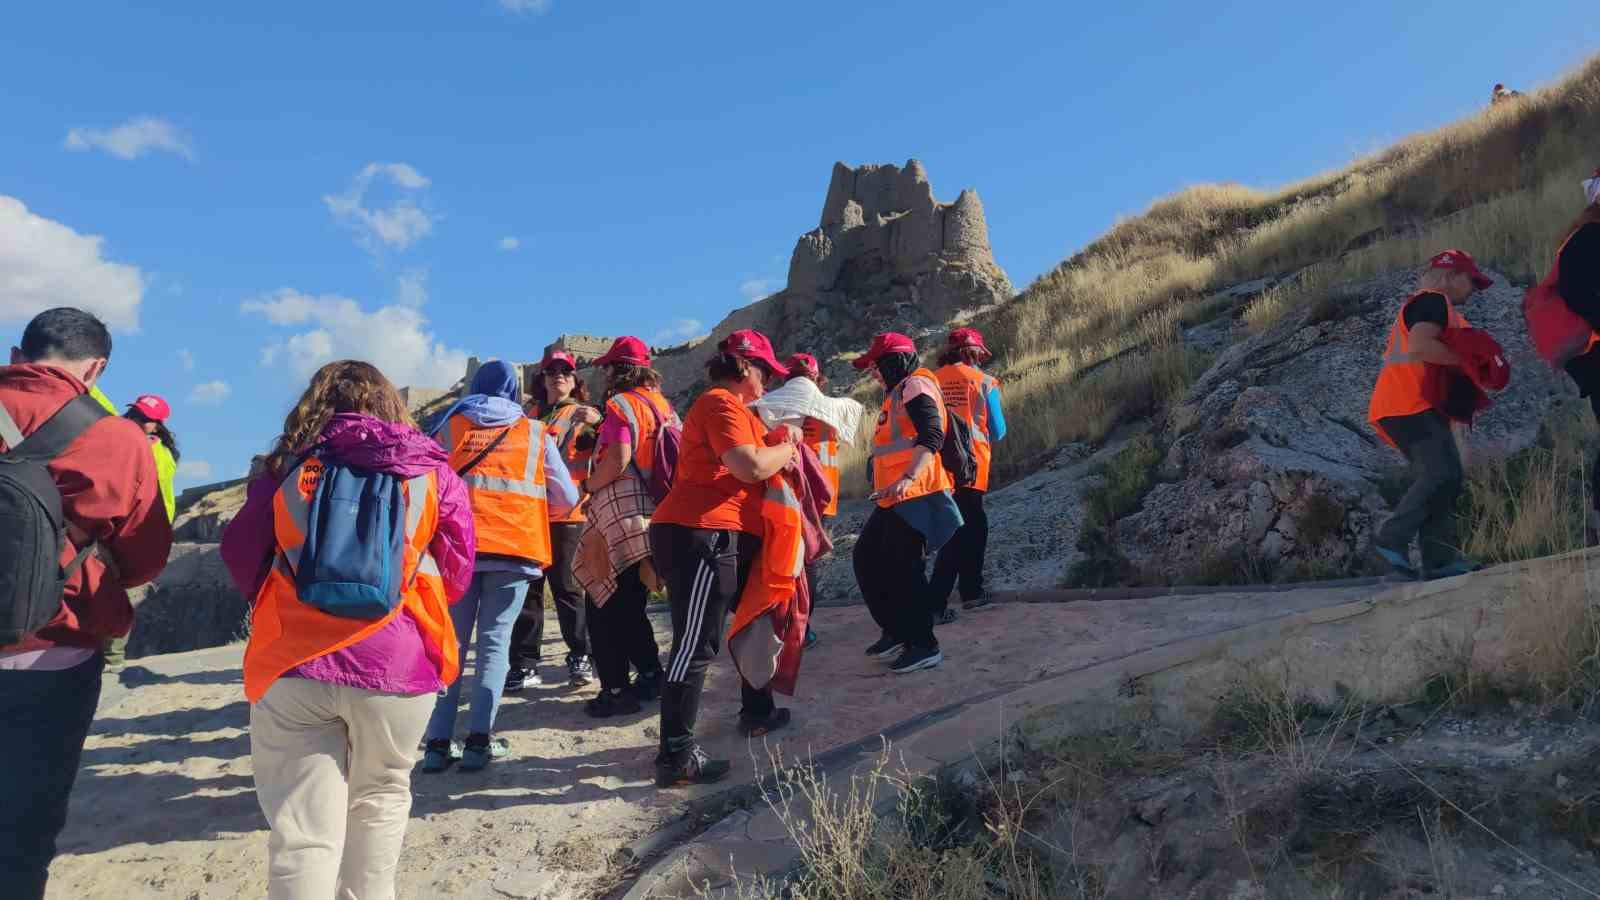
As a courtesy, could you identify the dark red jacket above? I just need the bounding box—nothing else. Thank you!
[1423,328,1510,426]
[0,365,173,650]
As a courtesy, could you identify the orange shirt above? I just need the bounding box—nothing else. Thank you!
[652,387,769,534]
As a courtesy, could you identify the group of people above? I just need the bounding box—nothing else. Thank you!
[5,166,1596,899]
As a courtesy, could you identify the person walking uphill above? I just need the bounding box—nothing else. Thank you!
[1368,250,1495,579]
[0,308,173,900]
[507,349,601,691]
[220,360,475,900]
[572,336,669,717]
[852,332,963,675]
[929,328,1006,620]
[650,329,800,786]
[422,360,579,772]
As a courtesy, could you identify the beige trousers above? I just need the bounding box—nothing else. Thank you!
[250,678,433,900]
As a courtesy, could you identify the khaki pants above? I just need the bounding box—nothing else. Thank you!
[250,678,433,900]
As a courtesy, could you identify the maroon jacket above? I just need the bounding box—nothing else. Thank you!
[0,365,173,650]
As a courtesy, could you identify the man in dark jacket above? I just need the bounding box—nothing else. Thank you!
[0,308,173,899]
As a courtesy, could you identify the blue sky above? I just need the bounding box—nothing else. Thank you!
[1,0,1595,489]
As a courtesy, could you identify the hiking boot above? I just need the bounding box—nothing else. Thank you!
[633,669,662,702]
[1373,544,1417,578]
[935,608,959,625]
[1425,556,1483,580]
[459,733,509,771]
[567,654,594,687]
[889,644,943,675]
[584,689,642,719]
[738,707,792,738]
[962,595,992,611]
[865,634,904,660]
[422,738,455,773]
[655,746,732,788]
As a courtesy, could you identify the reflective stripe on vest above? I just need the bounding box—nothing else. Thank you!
[1367,292,1470,445]
[447,415,552,564]
[610,390,670,480]
[871,370,954,506]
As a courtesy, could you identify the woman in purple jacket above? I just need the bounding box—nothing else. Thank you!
[221,360,475,899]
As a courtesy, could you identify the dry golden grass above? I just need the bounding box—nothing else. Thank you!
[964,55,1600,480]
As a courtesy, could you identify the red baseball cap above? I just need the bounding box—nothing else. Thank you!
[718,329,789,377]
[593,336,651,368]
[540,349,578,372]
[129,394,171,422]
[947,327,992,360]
[785,352,821,379]
[1428,249,1493,290]
[852,332,918,369]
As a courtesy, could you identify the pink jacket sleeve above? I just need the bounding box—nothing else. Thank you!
[428,463,477,602]
[220,473,279,601]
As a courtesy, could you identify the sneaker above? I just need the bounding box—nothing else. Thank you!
[962,595,992,611]
[803,626,819,649]
[504,667,528,693]
[633,669,662,702]
[1374,544,1417,578]
[567,654,594,687]
[935,609,959,625]
[738,707,792,738]
[459,733,510,771]
[584,689,642,719]
[655,746,732,788]
[889,644,943,675]
[865,634,904,660]
[1425,556,1483,579]
[422,738,455,773]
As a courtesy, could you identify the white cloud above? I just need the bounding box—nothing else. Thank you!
[500,0,552,12]
[396,268,428,307]
[497,236,521,252]
[0,196,144,331]
[177,460,213,480]
[324,162,435,253]
[244,288,468,389]
[740,278,776,302]
[650,318,704,346]
[64,117,196,161]
[190,380,231,405]
[177,348,195,371]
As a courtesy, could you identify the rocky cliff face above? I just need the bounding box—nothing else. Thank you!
[655,160,1013,399]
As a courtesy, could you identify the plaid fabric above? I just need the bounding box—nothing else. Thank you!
[573,472,655,606]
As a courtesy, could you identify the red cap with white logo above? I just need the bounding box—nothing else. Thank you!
[1427,249,1493,290]
[718,329,789,376]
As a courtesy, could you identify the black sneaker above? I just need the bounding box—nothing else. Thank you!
[633,669,662,702]
[738,707,792,738]
[935,609,959,625]
[567,654,594,687]
[865,634,904,660]
[655,746,732,788]
[504,667,528,693]
[585,689,642,718]
[889,644,943,674]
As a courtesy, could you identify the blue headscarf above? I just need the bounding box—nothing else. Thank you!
[427,359,526,435]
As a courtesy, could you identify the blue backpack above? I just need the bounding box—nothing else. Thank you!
[293,462,411,620]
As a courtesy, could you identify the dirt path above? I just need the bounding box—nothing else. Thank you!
[46,584,1375,898]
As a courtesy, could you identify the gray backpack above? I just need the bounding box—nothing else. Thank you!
[0,395,107,645]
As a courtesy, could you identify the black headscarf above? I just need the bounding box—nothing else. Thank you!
[875,352,918,392]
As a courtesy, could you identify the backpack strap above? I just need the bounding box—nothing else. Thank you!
[0,394,109,461]
[455,423,515,477]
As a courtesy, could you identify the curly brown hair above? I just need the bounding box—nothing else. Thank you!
[603,362,663,399]
[937,347,988,368]
[265,360,413,479]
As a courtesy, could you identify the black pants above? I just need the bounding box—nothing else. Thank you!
[802,515,835,607]
[510,522,589,668]
[853,506,937,650]
[586,562,661,693]
[1567,350,1600,512]
[1375,411,1464,570]
[650,523,773,762]
[0,652,104,899]
[928,487,988,611]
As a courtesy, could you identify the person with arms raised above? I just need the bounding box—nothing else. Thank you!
[0,308,173,899]
[220,360,475,899]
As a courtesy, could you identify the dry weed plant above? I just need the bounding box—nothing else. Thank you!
[1217,667,1367,784]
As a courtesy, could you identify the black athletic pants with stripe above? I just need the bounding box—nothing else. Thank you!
[649,522,774,763]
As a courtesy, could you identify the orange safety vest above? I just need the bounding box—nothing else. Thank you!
[606,388,674,482]
[871,369,955,508]
[727,470,807,693]
[242,458,458,702]
[802,416,840,517]
[934,362,1000,492]
[546,402,597,523]
[1367,291,1469,447]
[446,414,552,566]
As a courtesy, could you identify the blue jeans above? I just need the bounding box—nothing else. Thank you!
[0,652,105,899]
[425,571,530,739]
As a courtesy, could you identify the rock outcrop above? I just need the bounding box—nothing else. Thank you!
[655,160,1013,399]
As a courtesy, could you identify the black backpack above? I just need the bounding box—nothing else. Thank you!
[0,394,108,645]
[941,410,978,488]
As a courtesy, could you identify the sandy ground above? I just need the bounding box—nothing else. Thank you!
[45,584,1372,898]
